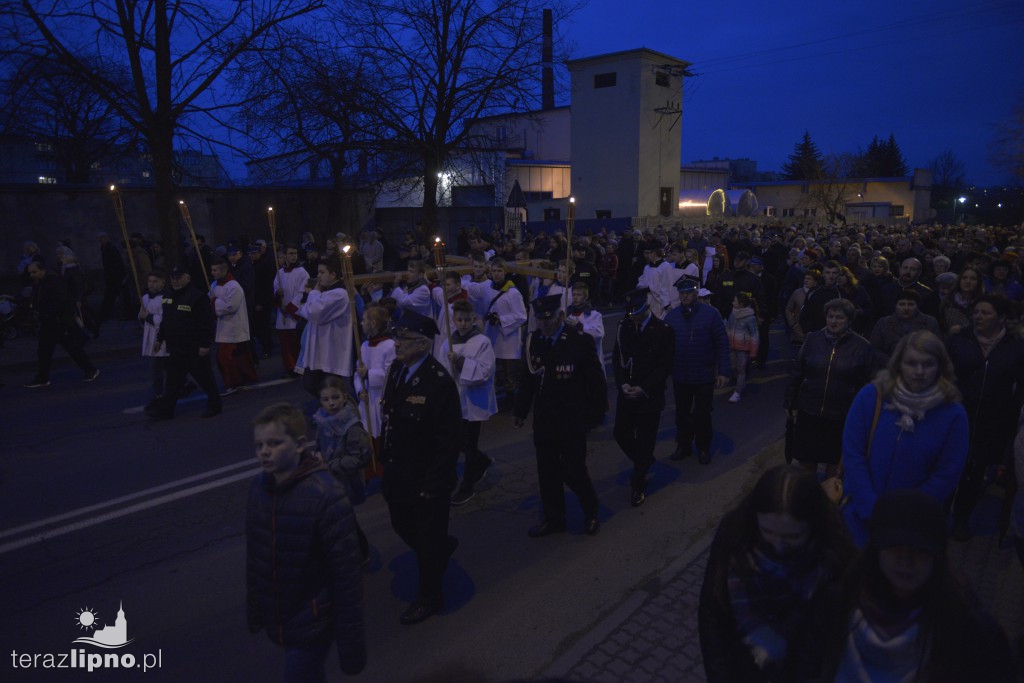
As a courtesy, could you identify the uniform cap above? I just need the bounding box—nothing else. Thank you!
[169,263,190,278]
[532,294,563,320]
[622,287,651,315]
[749,256,765,266]
[674,276,699,292]
[395,309,439,338]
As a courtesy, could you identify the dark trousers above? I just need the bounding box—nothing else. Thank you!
[98,281,123,322]
[278,329,300,373]
[673,381,714,453]
[35,326,95,381]
[460,419,489,484]
[149,356,169,397]
[614,410,661,488]
[164,350,221,414]
[534,425,599,523]
[386,496,451,603]
[953,455,992,525]
[756,318,771,366]
[495,358,521,406]
[252,305,274,356]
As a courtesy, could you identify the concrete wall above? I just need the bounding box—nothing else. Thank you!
[569,49,688,220]
[0,184,374,281]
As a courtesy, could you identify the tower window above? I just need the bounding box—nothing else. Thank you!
[594,72,617,88]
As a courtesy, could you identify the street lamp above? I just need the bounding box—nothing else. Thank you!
[954,195,967,223]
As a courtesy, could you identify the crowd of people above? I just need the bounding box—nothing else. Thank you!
[14,218,1024,679]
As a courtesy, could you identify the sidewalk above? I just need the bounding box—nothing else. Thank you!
[544,475,1024,682]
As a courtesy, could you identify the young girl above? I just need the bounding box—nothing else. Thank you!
[726,292,759,403]
[313,377,372,562]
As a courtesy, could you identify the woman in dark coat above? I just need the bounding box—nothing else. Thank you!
[699,465,853,682]
[786,298,879,477]
[945,293,1024,540]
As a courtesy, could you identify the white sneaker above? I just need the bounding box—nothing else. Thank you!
[729,391,741,403]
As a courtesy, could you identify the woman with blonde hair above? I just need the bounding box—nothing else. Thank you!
[841,330,968,546]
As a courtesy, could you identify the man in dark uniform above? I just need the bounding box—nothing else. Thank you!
[748,255,779,369]
[513,295,607,537]
[612,287,675,507]
[380,310,462,625]
[713,250,767,322]
[147,264,221,419]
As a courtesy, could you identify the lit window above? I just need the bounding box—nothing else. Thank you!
[142,171,151,178]
[37,176,56,184]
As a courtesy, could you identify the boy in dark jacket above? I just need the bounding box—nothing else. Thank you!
[247,403,366,680]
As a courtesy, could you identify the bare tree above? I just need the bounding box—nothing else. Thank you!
[236,31,393,231]
[2,0,325,259]
[338,0,578,234]
[929,149,967,189]
[0,55,137,183]
[799,152,858,224]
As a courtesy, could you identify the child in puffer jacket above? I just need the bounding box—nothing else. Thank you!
[725,292,759,403]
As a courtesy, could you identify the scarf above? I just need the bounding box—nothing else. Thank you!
[952,291,974,310]
[452,327,480,344]
[838,595,925,683]
[367,334,390,348]
[215,271,236,286]
[888,380,945,432]
[568,303,592,316]
[448,289,468,304]
[493,279,515,293]
[312,405,361,461]
[976,326,1005,359]
[726,542,828,670]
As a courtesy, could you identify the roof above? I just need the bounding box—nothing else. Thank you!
[567,47,691,69]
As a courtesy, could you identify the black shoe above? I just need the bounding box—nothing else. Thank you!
[468,456,494,486]
[669,444,691,461]
[399,600,441,625]
[24,378,51,388]
[83,368,100,382]
[630,488,646,507]
[527,522,566,538]
[585,518,601,536]
[698,451,711,465]
[147,410,174,420]
[180,381,198,397]
[451,485,475,506]
[201,406,222,418]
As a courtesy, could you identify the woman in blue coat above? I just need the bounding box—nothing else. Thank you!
[842,330,968,546]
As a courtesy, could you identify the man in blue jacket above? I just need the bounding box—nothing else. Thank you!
[664,277,730,465]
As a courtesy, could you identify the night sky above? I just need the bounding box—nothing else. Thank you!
[561,0,1024,185]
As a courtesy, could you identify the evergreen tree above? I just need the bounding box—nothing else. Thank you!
[884,134,909,176]
[781,130,823,180]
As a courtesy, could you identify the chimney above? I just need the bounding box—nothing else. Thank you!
[542,9,554,110]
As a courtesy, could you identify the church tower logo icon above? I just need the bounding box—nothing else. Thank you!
[72,601,134,648]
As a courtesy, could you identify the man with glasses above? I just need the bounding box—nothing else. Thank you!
[380,310,462,625]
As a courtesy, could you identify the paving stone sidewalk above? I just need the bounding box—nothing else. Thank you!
[547,487,1024,682]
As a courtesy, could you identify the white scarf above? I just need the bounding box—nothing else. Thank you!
[887,379,944,433]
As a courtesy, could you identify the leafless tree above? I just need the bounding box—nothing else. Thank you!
[2,0,325,259]
[337,0,579,234]
[798,152,858,224]
[0,55,137,183]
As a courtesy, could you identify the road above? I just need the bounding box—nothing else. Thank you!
[0,316,795,681]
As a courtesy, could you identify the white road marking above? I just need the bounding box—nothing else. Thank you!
[122,377,297,414]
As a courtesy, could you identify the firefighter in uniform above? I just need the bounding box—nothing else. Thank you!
[380,310,462,625]
[611,287,675,507]
[513,295,607,537]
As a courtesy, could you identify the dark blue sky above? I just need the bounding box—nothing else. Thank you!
[562,0,1024,185]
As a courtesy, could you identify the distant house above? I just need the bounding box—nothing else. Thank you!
[733,169,933,223]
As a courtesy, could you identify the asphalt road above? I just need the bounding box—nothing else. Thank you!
[0,318,795,682]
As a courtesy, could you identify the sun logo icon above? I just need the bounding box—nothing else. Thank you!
[75,607,99,632]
